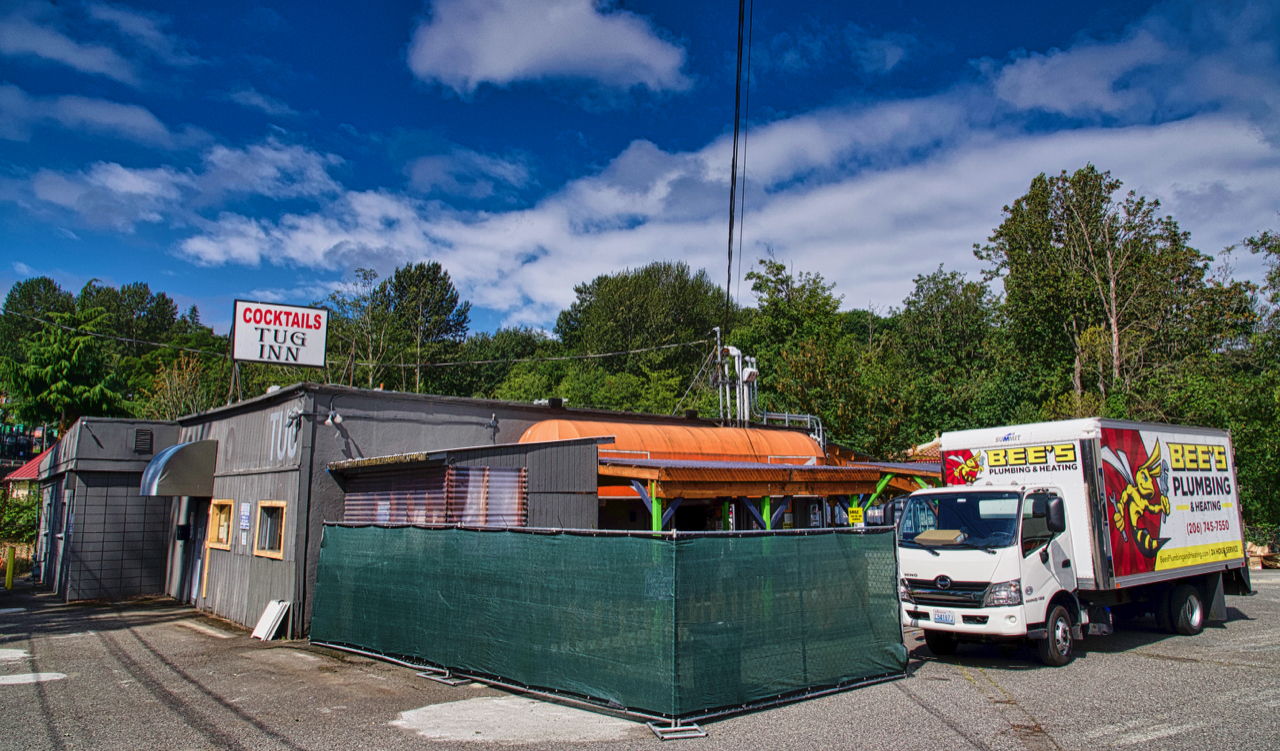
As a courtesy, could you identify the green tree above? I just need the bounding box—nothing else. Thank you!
[441,327,551,398]
[0,277,75,364]
[384,261,471,393]
[3,306,128,429]
[556,261,728,378]
[324,268,395,389]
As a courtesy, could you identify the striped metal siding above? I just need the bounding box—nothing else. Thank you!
[343,466,527,527]
[449,467,527,526]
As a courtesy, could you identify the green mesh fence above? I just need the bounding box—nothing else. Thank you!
[310,526,905,719]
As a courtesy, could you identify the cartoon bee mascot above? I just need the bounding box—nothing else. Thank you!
[1102,439,1171,559]
[946,451,984,485]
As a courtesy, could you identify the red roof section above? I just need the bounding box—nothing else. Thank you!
[4,447,52,483]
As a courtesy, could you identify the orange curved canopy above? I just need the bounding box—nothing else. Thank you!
[519,419,823,465]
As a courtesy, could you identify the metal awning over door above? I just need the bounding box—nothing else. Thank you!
[140,440,218,496]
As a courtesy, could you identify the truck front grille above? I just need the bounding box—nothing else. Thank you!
[905,578,988,609]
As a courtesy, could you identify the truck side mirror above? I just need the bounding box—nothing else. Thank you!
[885,502,896,527]
[1047,497,1066,534]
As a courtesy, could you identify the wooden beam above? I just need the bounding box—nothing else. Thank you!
[597,464,661,481]
[654,481,893,499]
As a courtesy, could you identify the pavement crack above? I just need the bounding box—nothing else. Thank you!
[893,682,994,751]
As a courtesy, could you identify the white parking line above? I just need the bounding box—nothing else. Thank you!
[0,608,25,615]
[0,673,65,685]
[1114,722,1206,745]
[0,649,28,661]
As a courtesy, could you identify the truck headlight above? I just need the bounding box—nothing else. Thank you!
[899,578,913,603]
[983,579,1022,607]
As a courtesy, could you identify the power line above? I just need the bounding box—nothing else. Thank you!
[735,0,755,308]
[6,310,227,357]
[725,0,748,336]
[353,340,709,369]
[4,310,709,370]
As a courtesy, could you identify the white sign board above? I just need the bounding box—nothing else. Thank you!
[232,300,328,368]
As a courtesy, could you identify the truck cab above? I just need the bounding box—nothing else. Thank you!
[898,485,1078,666]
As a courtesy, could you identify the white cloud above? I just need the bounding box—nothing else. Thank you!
[990,0,1280,135]
[0,1,199,85]
[993,29,1171,117]
[846,25,914,74]
[22,138,343,231]
[224,87,298,117]
[0,84,177,146]
[407,0,691,94]
[31,162,190,231]
[86,3,200,67]
[0,14,138,85]
[406,148,530,198]
[197,140,342,201]
[12,262,35,276]
[174,109,1280,328]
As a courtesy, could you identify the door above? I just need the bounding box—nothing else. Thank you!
[1019,488,1075,625]
[183,499,209,605]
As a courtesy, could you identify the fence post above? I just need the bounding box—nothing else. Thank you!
[5,545,13,590]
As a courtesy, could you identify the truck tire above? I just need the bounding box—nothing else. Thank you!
[1171,584,1205,636]
[924,629,958,656]
[1037,605,1075,667]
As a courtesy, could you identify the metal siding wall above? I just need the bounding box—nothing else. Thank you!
[196,468,298,627]
[180,395,307,475]
[64,472,169,601]
[182,397,304,628]
[526,442,598,530]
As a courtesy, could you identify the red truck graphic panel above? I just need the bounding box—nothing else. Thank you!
[1101,428,1170,578]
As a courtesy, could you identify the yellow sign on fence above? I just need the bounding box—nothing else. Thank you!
[848,507,864,526]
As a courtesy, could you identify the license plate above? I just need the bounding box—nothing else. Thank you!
[933,610,955,625]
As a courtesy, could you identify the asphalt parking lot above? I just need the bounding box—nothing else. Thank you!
[1,571,1277,750]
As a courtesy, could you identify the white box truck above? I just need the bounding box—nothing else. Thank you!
[898,418,1251,666]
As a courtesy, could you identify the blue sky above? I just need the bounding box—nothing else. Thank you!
[2,0,1278,334]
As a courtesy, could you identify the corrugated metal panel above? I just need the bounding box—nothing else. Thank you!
[200,548,295,628]
[345,468,449,524]
[449,467,526,526]
[521,419,823,464]
[180,396,306,475]
[343,466,527,527]
[196,465,300,627]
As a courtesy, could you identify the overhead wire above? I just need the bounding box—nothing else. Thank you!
[735,0,756,308]
[724,0,748,337]
[3,310,709,370]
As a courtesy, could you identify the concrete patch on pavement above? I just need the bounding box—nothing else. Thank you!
[177,620,234,639]
[239,648,323,672]
[0,672,66,685]
[0,649,28,661]
[391,696,645,743]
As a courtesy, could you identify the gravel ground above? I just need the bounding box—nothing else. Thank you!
[1,571,1276,750]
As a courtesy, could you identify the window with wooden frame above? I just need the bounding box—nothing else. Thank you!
[208,500,233,551]
[253,500,287,559]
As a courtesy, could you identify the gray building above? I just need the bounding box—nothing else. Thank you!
[34,418,180,601]
[147,383,708,636]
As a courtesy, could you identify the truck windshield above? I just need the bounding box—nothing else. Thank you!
[900,491,1022,549]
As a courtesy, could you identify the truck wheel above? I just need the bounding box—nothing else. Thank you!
[1171,584,1205,636]
[924,629,958,656]
[1037,605,1075,667]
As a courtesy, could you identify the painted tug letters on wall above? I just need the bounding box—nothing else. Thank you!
[233,300,329,368]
